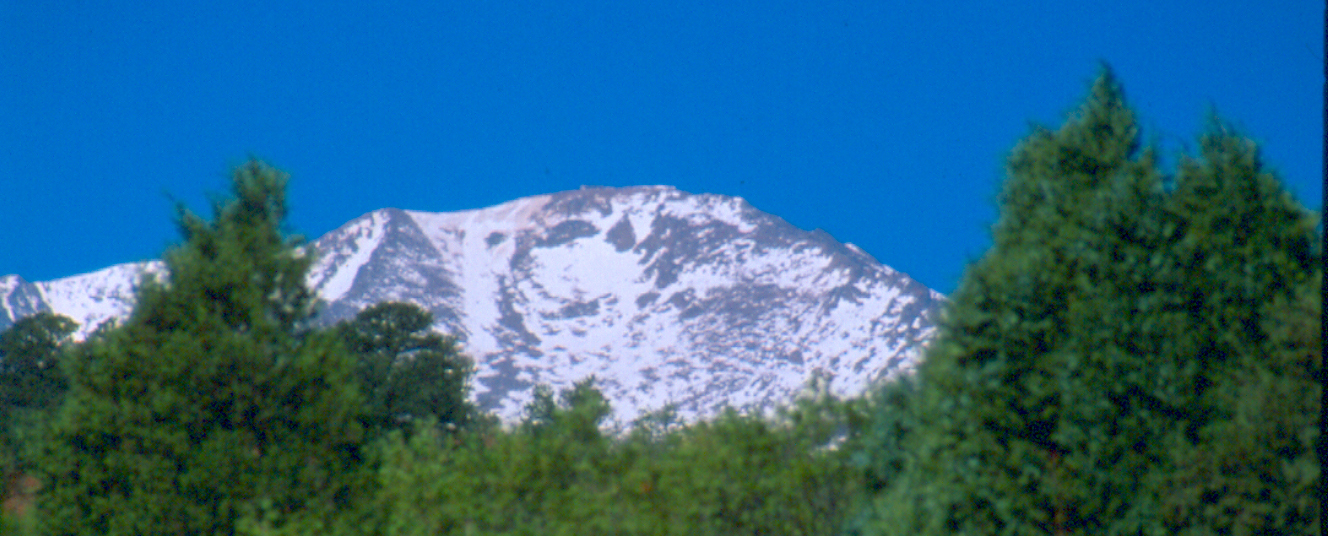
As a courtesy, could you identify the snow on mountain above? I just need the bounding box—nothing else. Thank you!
[1,186,943,426]
[1,275,48,328]
[1,263,163,337]
[41,262,164,336]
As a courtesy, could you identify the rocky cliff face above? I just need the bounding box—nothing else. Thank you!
[1,186,943,425]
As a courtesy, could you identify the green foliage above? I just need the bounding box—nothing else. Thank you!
[0,313,77,413]
[366,378,615,535]
[0,500,40,536]
[358,378,863,536]
[845,376,921,497]
[36,160,372,534]
[7,162,878,536]
[335,301,476,439]
[0,312,77,500]
[624,400,862,536]
[855,66,1321,535]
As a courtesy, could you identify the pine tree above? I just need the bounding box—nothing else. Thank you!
[38,160,371,534]
[0,312,76,500]
[0,312,76,416]
[335,301,475,438]
[858,66,1320,535]
[1147,119,1320,533]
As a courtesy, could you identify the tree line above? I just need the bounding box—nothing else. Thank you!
[0,65,1319,534]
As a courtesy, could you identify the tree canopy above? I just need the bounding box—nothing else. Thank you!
[0,312,76,415]
[38,160,371,534]
[0,312,77,502]
[335,301,475,438]
[855,66,1320,535]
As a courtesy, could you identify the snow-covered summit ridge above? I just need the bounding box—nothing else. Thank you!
[304,185,942,424]
[2,185,943,426]
[1,262,165,338]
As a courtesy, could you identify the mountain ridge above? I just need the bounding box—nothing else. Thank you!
[1,185,942,425]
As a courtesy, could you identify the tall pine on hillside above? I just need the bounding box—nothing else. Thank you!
[859,67,1319,535]
[38,161,370,534]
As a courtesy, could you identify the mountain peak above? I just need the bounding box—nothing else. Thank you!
[307,186,941,424]
[3,187,941,426]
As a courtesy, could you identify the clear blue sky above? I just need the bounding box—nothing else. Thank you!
[2,2,1321,294]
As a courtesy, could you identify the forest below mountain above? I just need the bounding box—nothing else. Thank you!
[0,67,1320,535]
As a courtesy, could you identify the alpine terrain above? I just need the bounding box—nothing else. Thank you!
[1,186,943,425]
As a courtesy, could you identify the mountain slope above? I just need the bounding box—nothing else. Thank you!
[2,186,942,425]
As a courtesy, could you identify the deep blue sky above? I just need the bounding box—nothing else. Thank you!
[2,2,1321,294]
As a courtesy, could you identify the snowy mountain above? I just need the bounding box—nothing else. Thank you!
[1,262,164,338]
[1,186,943,426]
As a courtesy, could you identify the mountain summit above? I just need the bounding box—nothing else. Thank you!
[2,186,942,425]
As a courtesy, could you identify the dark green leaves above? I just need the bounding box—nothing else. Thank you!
[0,313,76,413]
[856,66,1320,535]
[336,301,476,438]
[38,160,371,534]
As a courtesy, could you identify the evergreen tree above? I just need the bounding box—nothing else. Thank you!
[0,313,77,414]
[0,312,76,500]
[335,301,475,438]
[38,160,371,534]
[1147,119,1320,533]
[858,66,1319,535]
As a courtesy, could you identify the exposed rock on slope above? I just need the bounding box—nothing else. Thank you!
[2,186,943,425]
